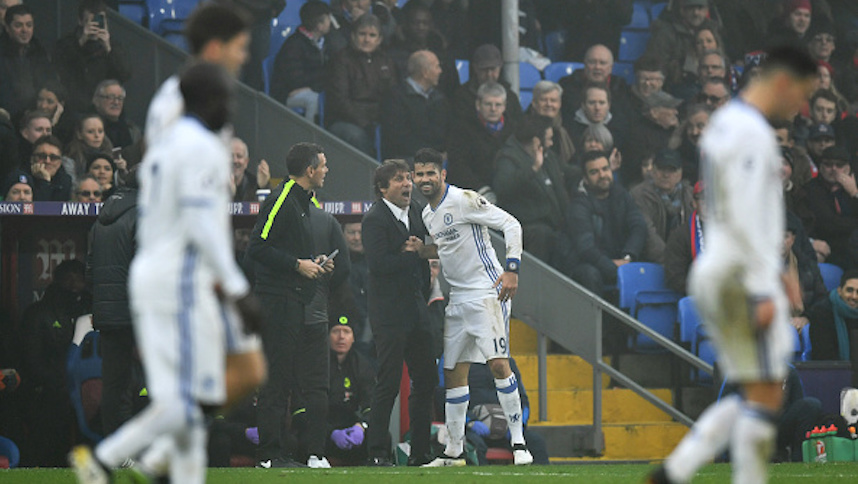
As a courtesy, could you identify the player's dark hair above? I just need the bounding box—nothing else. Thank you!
[761,45,818,80]
[413,148,444,171]
[180,62,233,131]
[5,4,31,25]
[286,142,325,178]
[32,135,64,154]
[185,3,251,56]
[515,114,552,146]
[579,150,609,169]
[373,159,410,199]
[841,270,858,288]
[78,0,108,20]
[300,0,330,28]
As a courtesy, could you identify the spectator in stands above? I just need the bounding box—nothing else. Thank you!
[809,270,858,377]
[371,0,401,42]
[494,115,569,263]
[567,84,627,162]
[695,77,730,110]
[0,4,56,117]
[526,81,575,166]
[664,181,705,294]
[387,2,457,97]
[669,103,711,184]
[816,62,849,115]
[16,110,51,168]
[323,318,374,466]
[767,0,813,48]
[233,0,285,92]
[631,149,694,264]
[644,0,720,88]
[73,174,102,203]
[341,221,371,357]
[446,81,515,201]
[714,0,772,62]
[773,119,815,188]
[579,124,622,189]
[806,20,839,67]
[34,81,74,145]
[623,91,682,188]
[624,57,666,128]
[781,148,828,263]
[1,169,32,201]
[672,49,728,101]
[53,0,131,114]
[270,0,331,122]
[559,44,631,125]
[558,150,647,296]
[325,14,397,157]
[806,122,836,168]
[0,0,20,35]
[804,145,858,270]
[808,89,840,126]
[65,113,114,182]
[230,137,270,203]
[91,79,141,164]
[464,358,549,465]
[20,259,90,467]
[451,44,523,124]
[381,50,449,160]
[327,0,371,55]
[85,151,115,199]
[535,0,631,62]
[784,215,828,332]
[26,135,71,201]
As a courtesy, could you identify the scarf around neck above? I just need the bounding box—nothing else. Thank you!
[830,289,858,360]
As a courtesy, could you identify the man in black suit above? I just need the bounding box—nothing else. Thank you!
[362,159,438,466]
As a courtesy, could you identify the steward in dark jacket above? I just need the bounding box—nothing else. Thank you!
[380,77,450,160]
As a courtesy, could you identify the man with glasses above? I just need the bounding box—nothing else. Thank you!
[73,175,102,202]
[674,49,727,101]
[804,145,858,270]
[27,135,71,201]
[696,77,730,109]
[92,79,141,160]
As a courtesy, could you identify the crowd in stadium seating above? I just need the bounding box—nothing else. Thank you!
[6,0,858,468]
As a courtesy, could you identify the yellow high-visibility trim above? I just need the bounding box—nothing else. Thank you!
[260,179,296,240]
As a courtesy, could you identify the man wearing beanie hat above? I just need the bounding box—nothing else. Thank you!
[450,44,523,123]
[767,0,812,47]
[1,170,33,201]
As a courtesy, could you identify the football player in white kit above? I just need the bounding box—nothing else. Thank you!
[649,46,818,484]
[70,63,263,484]
[412,149,533,467]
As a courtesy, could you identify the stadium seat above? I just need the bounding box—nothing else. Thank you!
[650,2,667,21]
[519,90,532,111]
[67,330,103,444]
[456,59,470,85]
[519,62,542,91]
[544,62,583,83]
[617,263,681,350]
[269,0,302,57]
[543,30,566,62]
[262,55,274,95]
[119,0,148,25]
[618,30,651,62]
[626,2,651,29]
[678,296,698,344]
[800,324,812,361]
[612,62,635,85]
[268,24,293,60]
[148,0,199,36]
[818,262,843,292]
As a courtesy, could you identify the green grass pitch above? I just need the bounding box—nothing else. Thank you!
[1,463,855,483]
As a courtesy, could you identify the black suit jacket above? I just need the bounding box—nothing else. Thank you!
[362,198,431,330]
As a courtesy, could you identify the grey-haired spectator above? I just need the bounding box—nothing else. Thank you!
[672,49,727,101]
[451,44,523,124]
[26,135,72,201]
[0,4,57,117]
[230,137,270,202]
[559,44,631,127]
[380,49,450,159]
[644,0,720,87]
[446,81,516,201]
[73,174,102,203]
[327,0,372,55]
[270,0,331,122]
[2,169,32,201]
[92,79,142,165]
[53,0,132,113]
[696,77,730,110]
[526,80,576,167]
[325,14,398,157]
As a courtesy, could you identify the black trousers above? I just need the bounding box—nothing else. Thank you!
[294,321,330,458]
[99,327,144,436]
[256,293,306,461]
[366,321,438,460]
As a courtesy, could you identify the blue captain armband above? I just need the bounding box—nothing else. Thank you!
[505,258,520,273]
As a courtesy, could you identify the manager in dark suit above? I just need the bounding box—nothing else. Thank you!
[362,159,438,466]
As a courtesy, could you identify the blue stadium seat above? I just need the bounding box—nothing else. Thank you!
[543,30,566,62]
[800,324,812,361]
[818,262,844,292]
[148,0,200,36]
[519,62,542,91]
[262,55,274,95]
[612,62,635,85]
[544,62,583,83]
[650,2,667,21]
[626,2,651,29]
[67,330,103,443]
[519,90,532,111]
[617,263,681,351]
[618,30,651,62]
[678,296,698,344]
[455,59,469,85]
[119,1,148,25]
[270,0,303,56]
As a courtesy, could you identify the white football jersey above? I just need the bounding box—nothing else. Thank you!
[423,184,522,304]
[696,99,785,297]
[131,116,248,311]
[145,75,233,147]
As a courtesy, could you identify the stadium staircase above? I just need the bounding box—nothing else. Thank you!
[509,319,712,462]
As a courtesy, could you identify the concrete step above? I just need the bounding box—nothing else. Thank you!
[530,422,689,460]
[530,388,674,424]
[514,354,610,391]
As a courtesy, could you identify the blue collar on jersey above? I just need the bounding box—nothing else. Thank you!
[430,183,450,211]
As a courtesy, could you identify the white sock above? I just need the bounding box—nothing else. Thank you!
[96,400,188,467]
[170,422,207,484]
[495,375,525,446]
[731,403,777,484]
[444,386,469,457]
[664,394,742,484]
